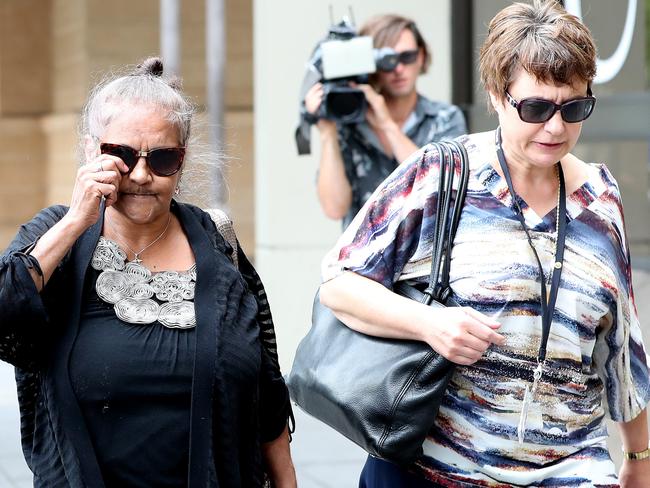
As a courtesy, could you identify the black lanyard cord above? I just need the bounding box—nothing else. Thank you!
[495,127,567,363]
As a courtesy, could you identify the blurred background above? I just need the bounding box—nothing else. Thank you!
[0,0,649,486]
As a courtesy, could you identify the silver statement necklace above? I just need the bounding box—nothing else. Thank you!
[91,215,196,329]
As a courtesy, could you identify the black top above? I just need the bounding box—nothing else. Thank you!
[70,269,195,487]
[0,202,291,487]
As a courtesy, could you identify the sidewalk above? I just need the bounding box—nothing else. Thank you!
[0,267,648,487]
[0,362,30,488]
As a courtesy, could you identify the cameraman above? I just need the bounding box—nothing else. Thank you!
[305,15,467,228]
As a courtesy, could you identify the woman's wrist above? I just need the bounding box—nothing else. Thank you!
[623,446,650,461]
[317,118,337,134]
[379,117,399,135]
[60,210,97,238]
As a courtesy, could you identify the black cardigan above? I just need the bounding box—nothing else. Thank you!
[0,202,291,487]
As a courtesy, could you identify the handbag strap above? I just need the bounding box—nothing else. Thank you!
[205,207,239,269]
[421,141,470,305]
[439,141,470,292]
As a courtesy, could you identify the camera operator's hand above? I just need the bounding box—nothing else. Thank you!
[355,83,394,132]
[354,83,418,163]
[305,83,324,115]
[305,83,337,132]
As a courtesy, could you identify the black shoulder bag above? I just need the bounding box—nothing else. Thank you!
[287,140,469,465]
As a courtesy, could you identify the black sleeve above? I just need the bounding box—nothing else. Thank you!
[0,206,69,370]
[236,245,293,443]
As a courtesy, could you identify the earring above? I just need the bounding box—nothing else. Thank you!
[174,185,181,196]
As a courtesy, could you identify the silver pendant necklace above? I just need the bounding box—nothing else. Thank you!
[105,213,172,264]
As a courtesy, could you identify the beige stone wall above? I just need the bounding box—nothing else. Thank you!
[223,111,254,249]
[0,118,46,245]
[175,0,255,251]
[224,0,254,252]
[42,114,81,206]
[0,1,51,247]
[51,0,87,113]
[0,0,51,115]
[0,0,255,254]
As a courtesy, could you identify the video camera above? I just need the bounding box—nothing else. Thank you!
[295,16,405,155]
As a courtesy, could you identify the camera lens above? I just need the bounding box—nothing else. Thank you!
[324,87,366,124]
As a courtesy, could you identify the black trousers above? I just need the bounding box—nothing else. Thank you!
[358,456,443,488]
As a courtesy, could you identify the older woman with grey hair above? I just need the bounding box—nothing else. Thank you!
[0,57,296,487]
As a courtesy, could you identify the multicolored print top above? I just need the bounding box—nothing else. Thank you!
[321,131,650,487]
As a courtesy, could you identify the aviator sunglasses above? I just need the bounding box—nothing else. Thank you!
[100,143,186,177]
[375,49,420,72]
[504,87,596,124]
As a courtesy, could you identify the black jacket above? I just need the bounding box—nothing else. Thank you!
[0,202,291,487]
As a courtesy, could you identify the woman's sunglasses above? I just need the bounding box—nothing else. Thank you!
[375,49,420,72]
[100,143,185,177]
[504,88,596,124]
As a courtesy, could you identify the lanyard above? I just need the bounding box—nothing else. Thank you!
[495,127,566,362]
[494,127,568,443]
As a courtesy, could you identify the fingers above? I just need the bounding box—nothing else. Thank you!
[73,157,122,205]
[77,168,118,201]
[354,84,382,105]
[98,180,119,206]
[305,83,324,114]
[353,84,392,130]
[463,310,505,345]
[95,182,118,204]
[427,307,505,366]
[457,331,493,352]
[464,307,501,328]
[80,167,119,194]
[457,308,505,349]
[355,84,378,102]
[451,351,485,366]
[87,154,130,175]
[306,82,323,95]
[440,330,488,365]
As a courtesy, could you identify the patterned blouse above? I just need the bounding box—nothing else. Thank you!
[322,131,650,487]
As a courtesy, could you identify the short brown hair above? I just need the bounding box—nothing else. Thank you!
[479,0,596,106]
[360,14,431,74]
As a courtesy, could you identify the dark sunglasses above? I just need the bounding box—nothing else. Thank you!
[100,143,185,177]
[504,88,596,124]
[375,49,420,72]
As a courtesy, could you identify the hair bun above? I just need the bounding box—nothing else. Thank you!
[135,57,164,77]
[167,76,183,90]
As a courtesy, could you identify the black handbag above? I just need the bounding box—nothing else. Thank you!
[287,140,470,465]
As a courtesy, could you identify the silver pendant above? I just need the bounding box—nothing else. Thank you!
[91,238,126,271]
[96,270,132,304]
[517,362,543,444]
[91,237,197,329]
[115,298,160,324]
[159,301,196,329]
